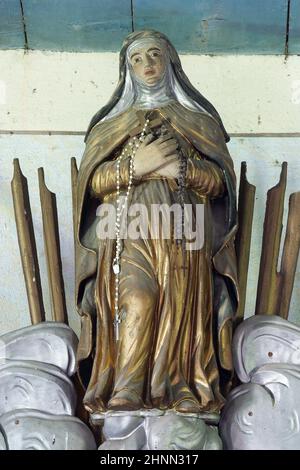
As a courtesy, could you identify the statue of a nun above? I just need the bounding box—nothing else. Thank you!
[75,30,239,415]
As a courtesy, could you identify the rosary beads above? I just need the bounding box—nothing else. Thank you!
[176,149,187,250]
[113,118,150,341]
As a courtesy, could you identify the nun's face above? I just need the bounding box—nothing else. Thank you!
[129,42,166,86]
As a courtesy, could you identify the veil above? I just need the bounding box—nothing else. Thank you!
[85,30,230,143]
[100,42,211,122]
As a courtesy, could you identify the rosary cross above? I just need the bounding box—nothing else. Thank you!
[129,110,165,137]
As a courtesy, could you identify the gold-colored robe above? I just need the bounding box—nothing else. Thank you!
[75,102,239,414]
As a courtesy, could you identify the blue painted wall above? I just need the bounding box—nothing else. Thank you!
[134,0,288,54]
[0,0,24,49]
[0,0,296,54]
[22,0,132,52]
[290,0,300,54]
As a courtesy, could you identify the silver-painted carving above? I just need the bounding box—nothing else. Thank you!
[0,322,78,376]
[0,430,7,450]
[233,314,300,383]
[0,323,95,451]
[220,315,300,450]
[0,409,96,450]
[98,412,222,450]
[0,360,76,416]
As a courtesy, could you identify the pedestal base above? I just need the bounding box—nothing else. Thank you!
[93,410,222,450]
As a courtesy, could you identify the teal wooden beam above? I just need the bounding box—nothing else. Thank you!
[0,0,25,49]
[289,0,300,54]
[22,0,133,52]
[0,0,293,54]
[133,0,288,54]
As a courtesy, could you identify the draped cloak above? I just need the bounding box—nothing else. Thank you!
[75,101,239,411]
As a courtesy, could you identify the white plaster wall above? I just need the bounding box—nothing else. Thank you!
[0,51,299,134]
[0,135,83,335]
[0,50,300,337]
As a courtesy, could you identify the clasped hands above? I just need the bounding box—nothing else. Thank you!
[132,132,180,180]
